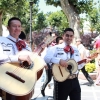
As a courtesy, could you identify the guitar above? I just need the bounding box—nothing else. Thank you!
[33,34,57,55]
[52,52,98,82]
[33,34,57,80]
[0,51,46,99]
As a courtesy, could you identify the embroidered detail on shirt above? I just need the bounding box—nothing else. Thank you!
[75,54,79,56]
[56,47,63,51]
[57,53,64,55]
[1,42,15,55]
[3,49,10,51]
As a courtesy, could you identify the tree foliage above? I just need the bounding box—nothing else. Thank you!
[87,6,100,32]
[1,0,39,34]
[34,12,47,31]
[45,0,93,14]
[47,11,69,34]
[80,32,98,49]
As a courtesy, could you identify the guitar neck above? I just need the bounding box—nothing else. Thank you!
[77,52,98,65]
[34,45,44,55]
[77,59,86,65]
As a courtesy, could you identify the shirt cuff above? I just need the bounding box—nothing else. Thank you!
[9,55,19,63]
[51,57,61,64]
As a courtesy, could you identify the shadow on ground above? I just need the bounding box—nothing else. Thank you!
[32,96,53,100]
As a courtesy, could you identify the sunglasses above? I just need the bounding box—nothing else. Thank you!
[65,34,73,38]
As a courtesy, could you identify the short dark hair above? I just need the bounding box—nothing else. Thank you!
[83,44,88,48]
[49,32,52,36]
[19,31,26,40]
[64,28,74,34]
[56,36,63,44]
[8,17,21,26]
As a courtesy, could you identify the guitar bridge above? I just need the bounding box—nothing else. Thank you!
[6,71,25,83]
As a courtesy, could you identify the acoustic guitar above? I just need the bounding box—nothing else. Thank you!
[0,34,57,100]
[33,34,57,55]
[0,51,46,100]
[52,52,98,82]
[33,34,57,80]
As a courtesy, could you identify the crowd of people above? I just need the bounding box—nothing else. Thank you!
[0,16,100,100]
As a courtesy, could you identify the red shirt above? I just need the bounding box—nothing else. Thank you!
[94,39,100,49]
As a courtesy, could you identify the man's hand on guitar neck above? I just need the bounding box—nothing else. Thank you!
[59,59,68,67]
[86,57,92,63]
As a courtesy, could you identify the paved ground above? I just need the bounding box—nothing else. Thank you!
[30,73,100,100]
[0,72,100,100]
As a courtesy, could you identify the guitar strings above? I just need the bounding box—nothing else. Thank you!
[12,52,37,78]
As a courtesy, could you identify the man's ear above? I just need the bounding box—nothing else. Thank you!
[7,26,9,30]
[62,34,64,38]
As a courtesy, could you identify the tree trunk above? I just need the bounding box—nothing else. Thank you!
[0,11,2,36]
[60,0,80,43]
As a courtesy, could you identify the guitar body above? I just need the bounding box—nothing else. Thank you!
[0,51,46,97]
[52,59,78,82]
[0,89,34,100]
[52,52,98,82]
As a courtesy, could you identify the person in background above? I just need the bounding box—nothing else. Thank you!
[94,39,100,50]
[19,31,30,47]
[19,31,26,40]
[76,38,94,86]
[93,39,100,76]
[41,36,63,97]
[95,51,100,86]
[83,44,90,58]
[44,28,88,100]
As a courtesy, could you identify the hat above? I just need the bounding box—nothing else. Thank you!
[76,38,82,42]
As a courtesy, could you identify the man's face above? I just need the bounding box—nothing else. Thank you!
[7,20,21,39]
[63,31,74,45]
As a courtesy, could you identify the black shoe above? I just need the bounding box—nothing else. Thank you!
[87,83,94,86]
[41,89,45,96]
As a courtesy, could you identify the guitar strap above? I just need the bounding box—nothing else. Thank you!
[7,37,29,51]
[70,48,73,58]
[69,52,73,59]
[7,37,16,43]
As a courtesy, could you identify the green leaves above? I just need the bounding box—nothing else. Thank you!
[1,0,40,34]
[34,12,47,31]
[85,63,96,73]
[47,11,69,33]
[45,0,60,7]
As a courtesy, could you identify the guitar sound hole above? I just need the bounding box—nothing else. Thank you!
[67,65,72,70]
[21,61,33,69]
[23,61,30,69]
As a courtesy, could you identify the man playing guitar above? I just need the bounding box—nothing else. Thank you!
[44,28,90,100]
[0,17,33,100]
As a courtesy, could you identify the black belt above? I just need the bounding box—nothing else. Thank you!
[67,74,77,79]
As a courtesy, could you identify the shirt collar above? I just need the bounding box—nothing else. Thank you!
[7,35,20,42]
[63,42,70,46]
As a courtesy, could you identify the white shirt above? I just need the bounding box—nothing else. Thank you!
[77,44,87,67]
[0,35,31,64]
[41,47,48,59]
[41,47,53,68]
[44,42,84,74]
[77,44,86,58]
[85,49,90,57]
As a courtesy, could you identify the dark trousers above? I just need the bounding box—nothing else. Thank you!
[81,67,94,84]
[53,78,81,100]
[41,64,52,91]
